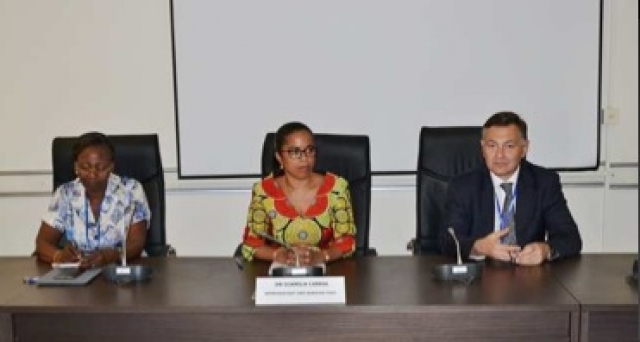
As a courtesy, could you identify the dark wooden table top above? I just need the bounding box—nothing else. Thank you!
[549,253,637,309]
[0,257,48,305]
[1,255,583,313]
[3,254,636,342]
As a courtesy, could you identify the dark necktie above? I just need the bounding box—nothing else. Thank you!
[500,182,517,245]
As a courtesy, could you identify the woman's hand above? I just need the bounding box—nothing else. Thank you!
[290,245,325,266]
[54,244,82,263]
[78,249,117,268]
[54,242,86,263]
[272,247,290,264]
[78,251,100,269]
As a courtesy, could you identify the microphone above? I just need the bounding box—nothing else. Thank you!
[255,231,301,267]
[121,217,129,267]
[432,227,483,283]
[254,231,324,277]
[449,228,463,265]
[103,207,153,284]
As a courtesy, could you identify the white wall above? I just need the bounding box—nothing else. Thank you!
[0,0,637,257]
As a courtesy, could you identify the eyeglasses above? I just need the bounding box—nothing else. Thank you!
[76,162,113,174]
[481,140,526,152]
[281,145,316,160]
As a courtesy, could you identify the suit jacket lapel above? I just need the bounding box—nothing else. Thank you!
[479,167,495,237]
[515,161,535,241]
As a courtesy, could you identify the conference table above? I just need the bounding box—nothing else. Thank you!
[550,254,638,342]
[0,254,636,342]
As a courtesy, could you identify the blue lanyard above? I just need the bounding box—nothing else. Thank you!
[495,185,517,229]
[84,198,101,251]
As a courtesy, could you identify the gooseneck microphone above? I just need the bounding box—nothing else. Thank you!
[254,231,324,277]
[448,227,463,265]
[120,215,130,267]
[432,227,483,283]
[118,206,136,267]
[103,207,153,284]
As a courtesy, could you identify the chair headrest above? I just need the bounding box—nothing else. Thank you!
[418,126,483,179]
[52,134,162,189]
[261,133,370,182]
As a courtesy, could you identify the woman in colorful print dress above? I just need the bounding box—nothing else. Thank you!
[241,122,356,265]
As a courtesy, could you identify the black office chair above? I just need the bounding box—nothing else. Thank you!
[234,133,376,260]
[409,127,484,255]
[52,134,174,257]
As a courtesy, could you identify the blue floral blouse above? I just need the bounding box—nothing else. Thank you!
[42,174,150,252]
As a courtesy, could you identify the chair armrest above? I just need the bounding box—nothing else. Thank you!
[146,244,176,257]
[364,248,378,257]
[406,238,417,253]
[355,247,377,257]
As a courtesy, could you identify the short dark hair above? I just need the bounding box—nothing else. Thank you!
[270,122,314,176]
[483,111,528,140]
[72,132,115,161]
[274,122,313,152]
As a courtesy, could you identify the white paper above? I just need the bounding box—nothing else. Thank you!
[52,262,81,269]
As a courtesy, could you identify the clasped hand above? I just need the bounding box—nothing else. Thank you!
[274,244,323,266]
[474,229,549,266]
[54,243,108,268]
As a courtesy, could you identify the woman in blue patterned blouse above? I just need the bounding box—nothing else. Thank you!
[35,132,151,268]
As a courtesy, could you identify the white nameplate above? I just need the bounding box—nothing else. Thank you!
[255,276,346,305]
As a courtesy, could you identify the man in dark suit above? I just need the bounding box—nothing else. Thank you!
[441,111,582,266]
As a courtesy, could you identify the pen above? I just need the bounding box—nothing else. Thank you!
[23,276,39,285]
[70,241,85,261]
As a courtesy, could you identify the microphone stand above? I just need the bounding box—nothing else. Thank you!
[432,228,483,283]
[103,206,153,284]
[121,216,129,267]
[255,231,324,277]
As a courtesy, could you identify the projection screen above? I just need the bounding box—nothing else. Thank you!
[172,0,601,178]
